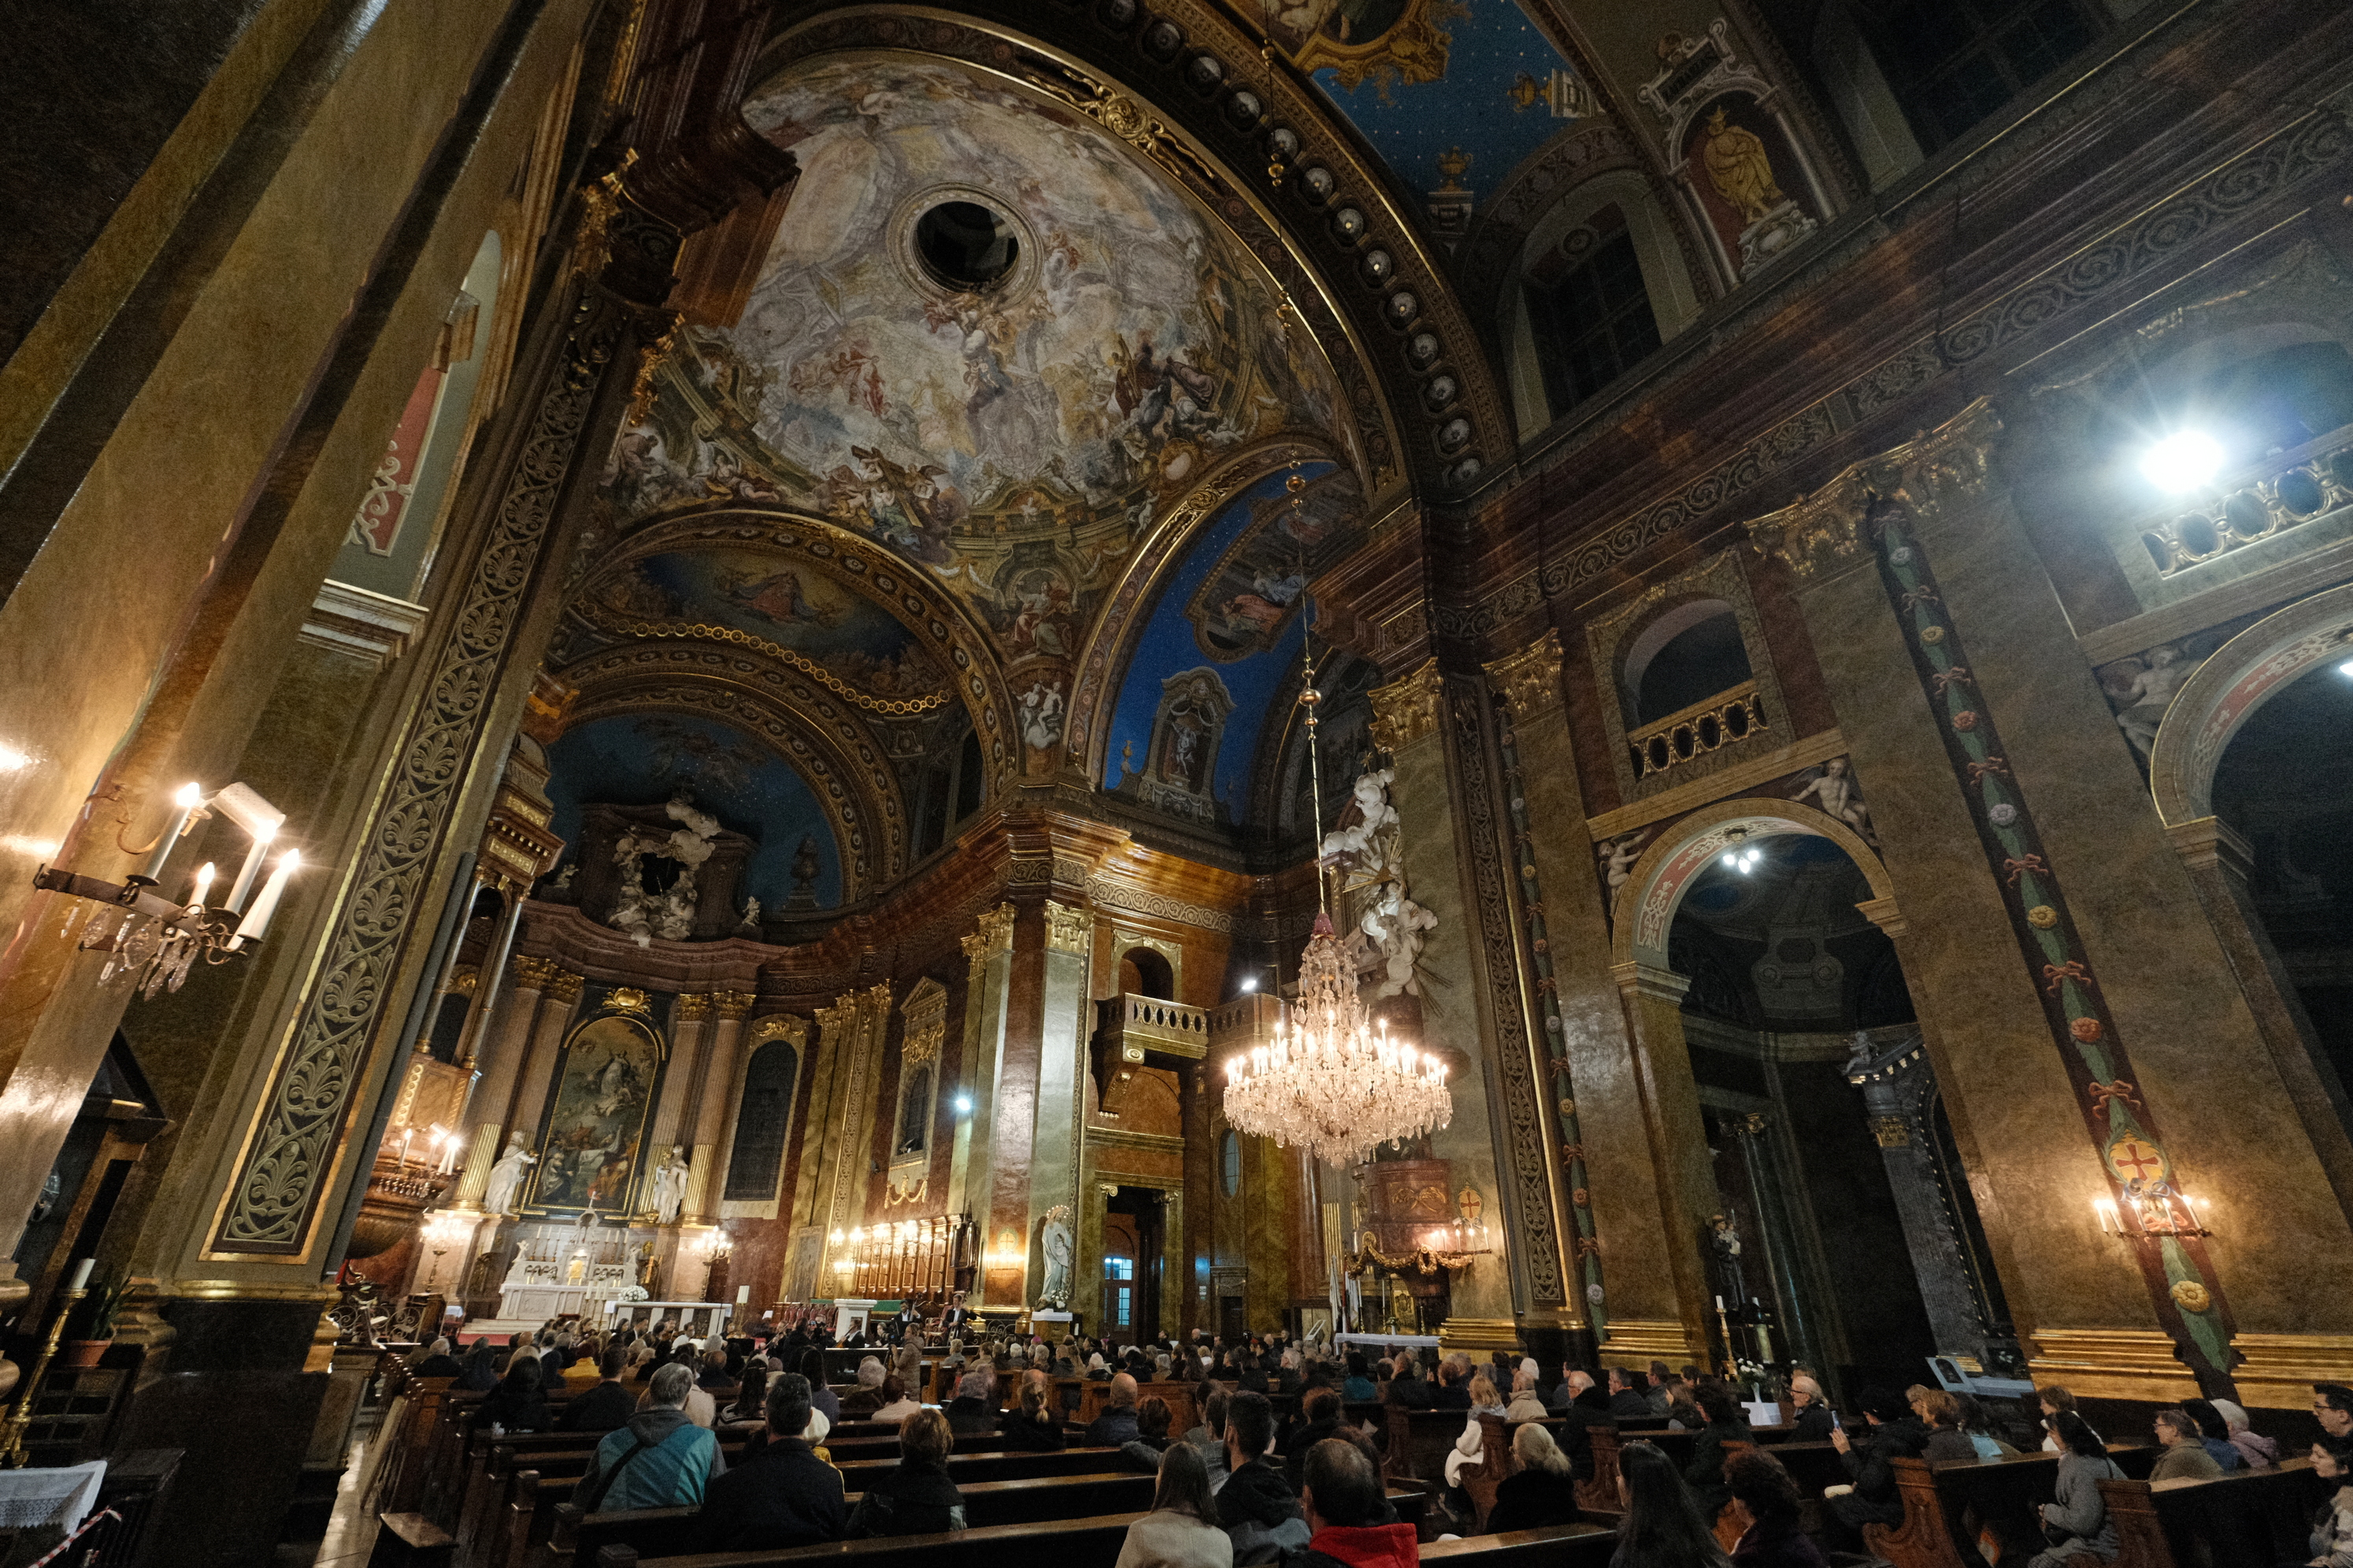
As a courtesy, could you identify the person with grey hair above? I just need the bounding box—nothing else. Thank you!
[413,1337,461,1379]
[574,1361,726,1513]
[1789,1374,1834,1441]
[947,1367,999,1435]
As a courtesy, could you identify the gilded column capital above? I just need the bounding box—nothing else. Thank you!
[1482,629,1565,718]
[676,992,714,1021]
[1367,658,1443,752]
[444,965,480,997]
[961,902,1016,978]
[813,1001,853,1038]
[713,988,759,1020]
[545,968,585,1005]
[1746,397,2003,582]
[1043,899,1093,955]
[510,954,564,992]
[750,1014,810,1047]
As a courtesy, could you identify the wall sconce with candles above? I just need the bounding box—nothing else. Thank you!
[35,780,303,999]
[2093,1180,2212,1239]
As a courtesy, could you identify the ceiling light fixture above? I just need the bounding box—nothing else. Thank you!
[2139,430,2224,494]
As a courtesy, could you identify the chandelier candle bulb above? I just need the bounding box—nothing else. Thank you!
[187,862,215,909]
[232,849,300,946]
[225,821,276,914]
[143,782,207,880]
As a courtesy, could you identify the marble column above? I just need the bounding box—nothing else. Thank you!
[647,992,711,1186]
[1361,662,1515,1341]
[948,904,1015,1251]
[503,969,584,1151]
[1031,899,1093,1310]
[450,955,561,1205]
[687,990,758,1222]
[798,986,891,1288]
[1606,961,1719,1361]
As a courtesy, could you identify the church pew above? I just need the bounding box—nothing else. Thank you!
[1419,1522,1619,1564]
[2101,1459,2327,1568]
[1382,1407,1477,1483]
[1862,1448,2155,1568]
[1461,1413,1573,1529]
[380,1377,459,1516]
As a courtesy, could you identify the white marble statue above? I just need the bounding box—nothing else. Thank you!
[2105,643,2203,758]
[484,1132,537,1214]
[1038,1207,1075,1309]
[608,793,724,946]
[1791,756,1878,846]
[648,1145,690,1225]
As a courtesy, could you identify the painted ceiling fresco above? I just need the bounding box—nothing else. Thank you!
[562,546,943,701]
[546,714,843,910]
[1257,0,1595,212]
[1104,463,1346,816]
[597,52,1351,663]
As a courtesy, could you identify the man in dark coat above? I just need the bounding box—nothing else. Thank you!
[1218,1392,1310,1563]
[692,1373,847,1553]
[1607,1366,1655,1420]
[558,1348,637,1432]
[1084,1373,1143,1447]
[1554,1371,1616,1481]
[945,1368,999,1435]
[1829,1387,1929,1531]
[1283,1390,1344,1490]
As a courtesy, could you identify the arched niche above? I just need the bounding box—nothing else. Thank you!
[723,1021,806,1212]
[1612,797,1897,973]
[1619,597,1754,728]
[2147,580,2353,828]
[1503,169,1704,438]
[1117,945,1176,1001]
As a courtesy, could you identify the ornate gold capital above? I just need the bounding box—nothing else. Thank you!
[510,954,564,992]
[1482,630,1565,718]
[1043,899,1093,955]
[1747,398,2003,582]
[901,977,949,1064]
[545,969,585,1004]
[714,988,759,1020]
[1368,658,1443,752]
[962,903,1016,977]
[750,1014,809,1047]
[676,992,713,1021]
[445,965,480,997]
[604,986,652,1016]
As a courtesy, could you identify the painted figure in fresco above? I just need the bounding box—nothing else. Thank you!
[1790,756,1878,846]
[485,1133,538,1214]
[1700,106,1788,224]
[1221,591,1288,639]
[727,565,826,627]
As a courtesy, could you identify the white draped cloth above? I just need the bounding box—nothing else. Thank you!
[0,1459,106,1532]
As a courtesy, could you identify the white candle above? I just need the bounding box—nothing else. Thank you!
[1715,1294,1725,1310]
[143,783,206,880]
[188,862,215,910]
[67,1258,94,1292]
[232,849,300,946]
[225,821,276,914]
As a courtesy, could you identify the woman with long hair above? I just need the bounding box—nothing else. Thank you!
[1486,1422,1583,1534]
[480,1354,550,1434]
[799,1346,842,1426]
[1613,1440,1732,1568]
[1114,1441,1230,1568]
[1725,1449,1824,1566]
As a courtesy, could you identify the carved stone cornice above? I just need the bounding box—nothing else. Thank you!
[1367,658,1444,753]
[750,1014,809,1047]
[1043,899,1093,955]
[1482,630,1566,718]
[676,992,714,1021]
[713,988,759,1020]
[1744,399,2004,584]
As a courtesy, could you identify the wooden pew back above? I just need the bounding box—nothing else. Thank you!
[2103,1459,2327,1568]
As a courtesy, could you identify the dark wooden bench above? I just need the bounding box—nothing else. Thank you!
[1459,1413,1571,1529]
[2103,1457,2328,1568]
[1865,1447,2155,1568]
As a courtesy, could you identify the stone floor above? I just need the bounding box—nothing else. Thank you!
[276,1429,380,1567]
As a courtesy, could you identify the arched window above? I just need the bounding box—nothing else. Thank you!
[723,1039,799,1204]
[1117,946,1174,1000]
[1855,0,2096,152]
[1621,599,1754,727]
[895,1062,932,1156]
[954,728,984,820]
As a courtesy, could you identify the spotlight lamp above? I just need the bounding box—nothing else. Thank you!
[2139,430,2224,494]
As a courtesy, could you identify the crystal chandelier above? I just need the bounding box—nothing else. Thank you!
[1221,478,1451,1167]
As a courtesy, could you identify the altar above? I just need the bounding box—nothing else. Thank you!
[489,1214,647,1328]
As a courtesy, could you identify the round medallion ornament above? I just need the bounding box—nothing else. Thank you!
[2171,1279,2212,1314]
[1888,547,1914,565]
[1989,803,2018,826]
[1921,626,1946,644]
[1559,1098,1576,1118]
[2107,1135,2168,1187]
[2027,905,2059,929]
[1952,710,1979,731]
[2070,1017,2104,1043]
[1587,1282,1606,1305]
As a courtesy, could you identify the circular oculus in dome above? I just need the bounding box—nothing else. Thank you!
[913,200,1021,292]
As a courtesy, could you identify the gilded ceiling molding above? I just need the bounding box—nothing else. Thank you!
[760,3,1499,496]
[575,506,1014,780]
[751,1014,810,1046]
[559,663,900,896]
[1743,399,2003,583]
[1481,629,1566,718]
[1366,658,1444,753]
[1065,434,1338,788]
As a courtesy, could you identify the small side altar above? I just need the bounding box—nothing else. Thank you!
[477,1213,654,1334]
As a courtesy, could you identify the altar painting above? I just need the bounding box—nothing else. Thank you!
[525,1013,666,1216]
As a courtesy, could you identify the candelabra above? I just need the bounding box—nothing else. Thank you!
[0,1275,87,1469]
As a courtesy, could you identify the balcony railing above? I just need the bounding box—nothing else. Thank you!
[1626,680,1769,781]
[2138,430,2353,577]
[1099,992,1210,1058]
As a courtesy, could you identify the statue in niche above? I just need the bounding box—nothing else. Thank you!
[1700,106,1787,224]
[737,897,761,933]
[607,793,721,947]
[1843,1028,1879,1076]
[1706,1211,1748,1304]
[484,1132,537,1214]
[1789,756,1878,847]
[1038,1206,1075,1310]
[1597,830,1649,895]
[896,1064,932,1156]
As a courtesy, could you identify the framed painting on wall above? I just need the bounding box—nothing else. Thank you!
[524,1008,668,1217]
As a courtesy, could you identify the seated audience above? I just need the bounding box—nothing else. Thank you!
[1504,1366,1548,1424]
[1290,1437,1414,1568]
[2028,1411,2124,1568]
[697,1348,734,1390]
[691,1371,840,1550]
[1386,1355,1433,1410]
[998,1377,1067,1451]
[1684,1384,1754,1518]
[458,1341,501,1392]
[728,1361,769,1425]
[846,1407,964,1536]
[413,1337,462,1379]
[1484,1422,1581,1534]
[2179,1397,2244,1471]
[1644,1362,1675,1418]
[1186,1388,1232,1455]
[558,1347,636,1433]
[1283,1390,1343,1488]
[2210,1398,2277,1469]
[1340,1354,1376,1402]
[1218,1390,1309,1563]
[1088,1372,1145,1446]
[1607,1366,1654,1421]
[2036,1384,2095,1452]
[946,1368,999,1435]
[1115,1442,1232,1568]
[1725,1449,1824,1567]
[2150,1407,2225,1482]
[1907,1387,1981,1463]
[1953,1392,2018,1459]
[480,1355,550,1433]
[2319,1383,2353,1442]
[839,1355,888,1416]
[2306,1435,2353,1568]
[1788,1375,1834,1441]
[872,1373,922,1423]
[576,1362,727,1514]
[1616,1440,1732,1568]
[1431,1358,1473,1413]
[1826,1388,1928,1534]
[799,1347,842,1425]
